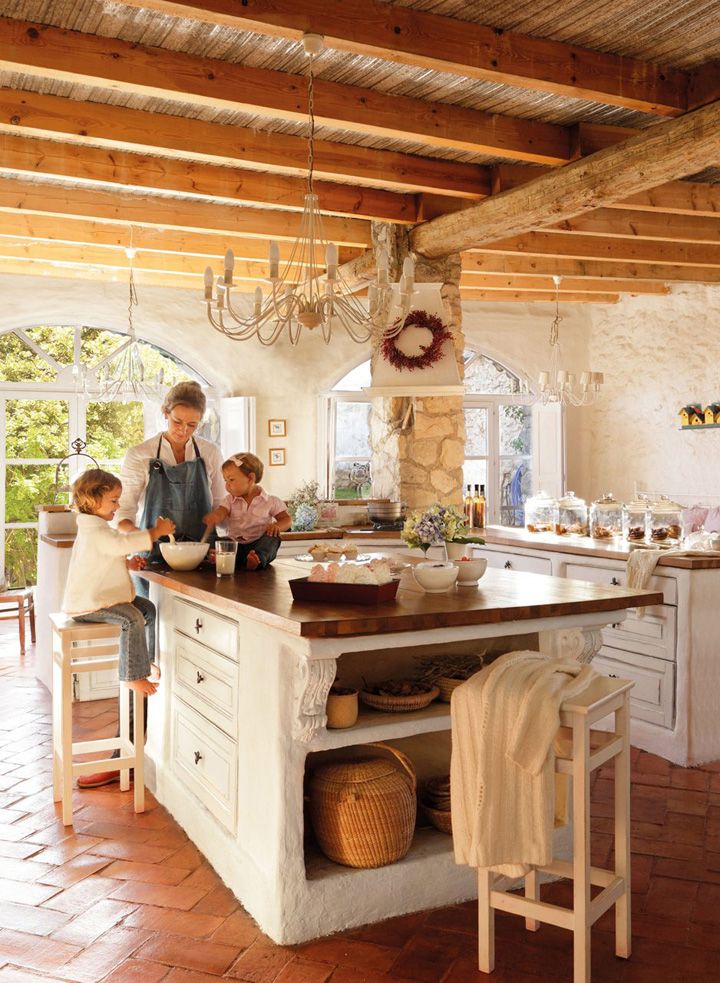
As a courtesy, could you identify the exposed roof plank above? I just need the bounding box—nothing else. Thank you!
[111,0,688,117]
[0,255,199,289]
[0,88,490,198]
[0,17,570,164]
[0,132,418,224]
[459,274,668,294]
[411,99,720,257]
[459,288,619,303]
[469,231,720,268]
[549,208,720,244]
[460,252,720,284]
[0,176,372,245]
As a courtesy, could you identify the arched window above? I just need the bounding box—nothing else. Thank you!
[0,325,210,586]
[324,353,537,526]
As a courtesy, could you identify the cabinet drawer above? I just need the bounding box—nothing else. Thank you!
[173,597,238,660]
[484,550,552,576]
[172,699,237,832]
[174,633,239,733]
[593,647,675,729]
[563,562,677,606]
[601,606,677,663]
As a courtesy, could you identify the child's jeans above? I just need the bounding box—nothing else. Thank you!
[236,534,281,569]
[73,596,156,757]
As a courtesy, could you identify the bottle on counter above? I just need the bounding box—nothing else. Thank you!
[471,484,482,529]
[463,484,473,525]
[474,484,486,530]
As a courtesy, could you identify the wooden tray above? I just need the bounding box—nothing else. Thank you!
[289,577,399,605]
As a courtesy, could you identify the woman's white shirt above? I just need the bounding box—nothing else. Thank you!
[62,515,151,615]
[116,433,225,527]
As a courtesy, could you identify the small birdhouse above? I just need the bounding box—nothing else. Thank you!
[705,403,720,424]
[679,404,704,426]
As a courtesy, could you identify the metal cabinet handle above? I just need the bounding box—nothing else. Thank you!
[194,618,203,633]
[193,750,202,764]
[610,577,620,586]
[196,671,205,684]
[504,560,512,569]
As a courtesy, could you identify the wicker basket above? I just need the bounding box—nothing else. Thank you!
[360,686,439,713]
[421,803,452,835]
[308,743,416,868]
[435,676,465,703]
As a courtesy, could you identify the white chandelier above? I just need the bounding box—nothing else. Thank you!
[538,276,603,406]
[98,231,165,402]
[202,33,415,346]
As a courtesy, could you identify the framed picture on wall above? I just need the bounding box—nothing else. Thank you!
[268,419,286,437]
[269,448,286,467]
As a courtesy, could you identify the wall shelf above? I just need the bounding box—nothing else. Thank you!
[679,424,720,431]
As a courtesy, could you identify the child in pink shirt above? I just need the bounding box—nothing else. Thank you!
[203,452,291,570]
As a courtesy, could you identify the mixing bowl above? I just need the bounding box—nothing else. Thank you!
[159,542,209,571]
[453,557,488,585]
[412,561,459,593]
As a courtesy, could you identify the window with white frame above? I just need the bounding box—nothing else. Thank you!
[0,325,210,587]
[323,352,539,522]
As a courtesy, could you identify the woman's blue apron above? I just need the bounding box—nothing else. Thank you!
[141,435,215,565]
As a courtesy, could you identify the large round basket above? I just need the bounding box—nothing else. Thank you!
[360,686,439,713]
[421,803,452,836]
[308,743,416,868]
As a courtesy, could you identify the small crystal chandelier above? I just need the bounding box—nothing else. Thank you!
[98,230,165,402]
[202,33,413,346]
[538,276,603,406]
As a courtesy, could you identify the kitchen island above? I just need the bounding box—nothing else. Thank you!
[139,557,659,944]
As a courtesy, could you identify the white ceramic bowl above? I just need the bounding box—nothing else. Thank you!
[412,560,459,593]
[453,557,488,585]
[159,542,209,571]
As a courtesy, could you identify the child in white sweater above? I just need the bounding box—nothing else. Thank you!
[63,469,174,788]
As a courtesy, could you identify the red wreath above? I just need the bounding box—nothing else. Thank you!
[380,309,453,372]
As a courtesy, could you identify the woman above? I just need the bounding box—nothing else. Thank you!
[116,380,225,554]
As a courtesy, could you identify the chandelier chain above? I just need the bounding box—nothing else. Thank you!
[306,54,315,196]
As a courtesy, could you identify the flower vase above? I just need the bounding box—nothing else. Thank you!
[421,543,448,563]
[445,542,470,561]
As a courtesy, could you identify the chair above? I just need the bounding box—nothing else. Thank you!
[477,675,633,983]
[0,587,36,655]
[50,613,144,825]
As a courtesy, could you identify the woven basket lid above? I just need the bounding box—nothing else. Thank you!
[313,757,404,786]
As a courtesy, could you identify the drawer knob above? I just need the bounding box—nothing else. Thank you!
[610,577,620,586]
[608,673,618,678]
[611,623,620,629]
[193,750,203,765]
[194,618,203,633]
[504,560,512,569]
[196,671,205,684]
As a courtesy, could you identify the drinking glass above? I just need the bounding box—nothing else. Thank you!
[215,539,238,577]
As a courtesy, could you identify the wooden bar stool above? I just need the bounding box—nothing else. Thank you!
[0,587,35,655]
[50,613,145,826]
[477,675,634,983]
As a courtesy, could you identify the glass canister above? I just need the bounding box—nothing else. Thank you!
[648,497,683,544]
[556,491,588,536]
[525,491,558,533]
[590,494,623,540]
[622,499,649,543]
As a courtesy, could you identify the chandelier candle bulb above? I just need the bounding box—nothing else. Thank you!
[253,286,262,315]
[203,266,214,300]
[224,249,235,279]
[269,241,280,280]
[215,278,225,308]
[377,249,389,284]
[326,242,338,279]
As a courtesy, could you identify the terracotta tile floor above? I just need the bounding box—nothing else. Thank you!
[2,624,720,982]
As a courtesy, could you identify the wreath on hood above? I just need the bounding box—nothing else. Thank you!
[380,309,453,372]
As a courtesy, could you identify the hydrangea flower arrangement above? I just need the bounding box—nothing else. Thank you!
[401,504,468,553]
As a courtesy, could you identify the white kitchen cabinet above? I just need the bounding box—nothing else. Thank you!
[484,549,553,576]
[593,648,675,729]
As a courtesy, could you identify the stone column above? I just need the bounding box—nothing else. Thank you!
[369,224,465,510]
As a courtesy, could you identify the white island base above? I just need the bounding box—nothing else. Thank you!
[142,562,656,944]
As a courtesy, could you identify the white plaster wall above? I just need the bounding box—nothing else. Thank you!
[583,285,720,505]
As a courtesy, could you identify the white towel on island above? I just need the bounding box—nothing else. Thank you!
[626,547,720,616]
[450,650,596,878]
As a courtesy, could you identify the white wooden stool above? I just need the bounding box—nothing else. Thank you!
[50,613,145,825]
[477,675,633,983]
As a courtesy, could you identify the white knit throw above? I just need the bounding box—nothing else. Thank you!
[451,650,596,877]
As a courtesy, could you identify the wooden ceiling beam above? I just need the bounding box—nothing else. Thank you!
[469,231,720,269]
[549,208,720,245]
[411,99,720,257]
[459,288,619,303]
[0,18,570,165]
[0,176,372,246]
[0,212,363,264]
[0,88,490,198]
[0,132,417,224]
[688,60,720,110]
[460,252,720,284]
[0,256,200,290]
[111,0,687,117]
[459,273,668,295]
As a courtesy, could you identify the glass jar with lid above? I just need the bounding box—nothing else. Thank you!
[622,499,648,543]
[525,491,558,534]
[590,494,623,540]
[648,497,683,544]
[556,491,588,536]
